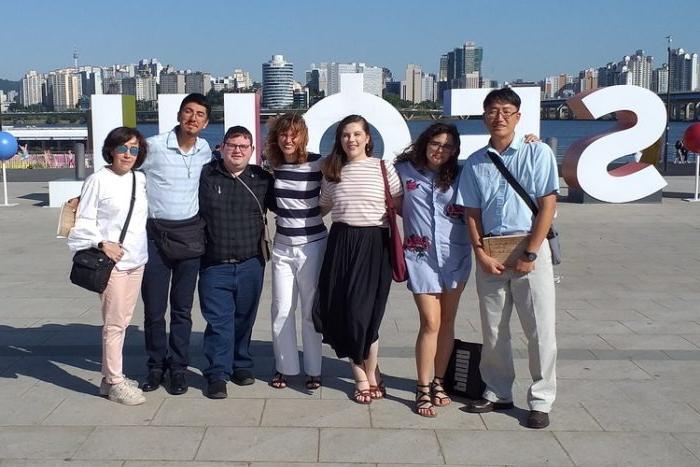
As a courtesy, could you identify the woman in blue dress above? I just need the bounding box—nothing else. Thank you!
[395,123,472,417]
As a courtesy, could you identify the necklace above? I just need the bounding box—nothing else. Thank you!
[181,154,192,178]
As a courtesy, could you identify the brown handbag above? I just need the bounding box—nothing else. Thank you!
[380,161,407,282]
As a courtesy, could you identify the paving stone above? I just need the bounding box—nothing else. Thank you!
[74,426,204,460]
[0,388,64,425]
[124,462,247,467]
[583,400,700,432]
[556,432,700,467]
[196,427,318,462]
[0,461,123,467]
[151,397,264,426]
[0,426,93,459]
[436,430,573,465]
[369,397,484,430]
[633,360,700,379]
[601,334,699,350]
[42,392,162,425]
[261,398,370,428]
[319,428,443,464]
[479,403,602,432]
[556,320,632,335]
[556,360,651,380]
[621,320,700,334]
[566,308,649,321]
[591,349,671,360]
[673,432,700,461]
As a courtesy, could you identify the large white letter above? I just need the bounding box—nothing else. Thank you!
[563,85,667,203]
[304,74,411,160]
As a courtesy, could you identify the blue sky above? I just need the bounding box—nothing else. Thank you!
[1,0,697,83]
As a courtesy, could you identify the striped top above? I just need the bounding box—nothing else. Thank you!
[273,153,327,246]
[319,157,402,227]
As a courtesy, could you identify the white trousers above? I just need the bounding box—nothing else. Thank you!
[270,238,326,376]
[475,242,557,412]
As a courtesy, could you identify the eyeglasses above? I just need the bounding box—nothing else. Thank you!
[428,141,455,152]
[223,142,252,151]
[484,109,519,120]
[115,145,139,156]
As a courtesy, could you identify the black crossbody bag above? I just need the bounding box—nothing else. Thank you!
[70,171,137,293]
[486,151,561,265]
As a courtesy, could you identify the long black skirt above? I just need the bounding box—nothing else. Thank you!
[312,222,392,365]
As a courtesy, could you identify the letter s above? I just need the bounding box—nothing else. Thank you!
[563,85,667,203]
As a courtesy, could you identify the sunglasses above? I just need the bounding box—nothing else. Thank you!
[116,145,140,156]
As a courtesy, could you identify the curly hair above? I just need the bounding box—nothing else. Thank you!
[265,113,309,168]
[395,123,460,191]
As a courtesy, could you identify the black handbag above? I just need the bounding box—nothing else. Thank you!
[486,151,561,265]
[70,171,137,293]
[443,339,486,400]
[148,215,206,261]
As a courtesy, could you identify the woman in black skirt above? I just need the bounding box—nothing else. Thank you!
[314,114,403,404]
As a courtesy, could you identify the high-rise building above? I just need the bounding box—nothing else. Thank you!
[577,68,599,93]
[185,72,212,95]
[123,75,157,101]
[311,62,383,97]
[21,70,43,106]
[138,58,163,84]
[439,54,449,82]
[160,71,186,94]
[669,48,699,92]
[232,69,252,90]
[402,64,423,103]
[46,68,82,110]
[262,55,294,108]
[652,64,669,94]
[444,41,483,89]
[421,73,438,102]
[617,50,653,89]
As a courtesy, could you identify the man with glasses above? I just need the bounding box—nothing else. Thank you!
[197,125,274,399]
[140,93,212,395]
[456,87,559,429]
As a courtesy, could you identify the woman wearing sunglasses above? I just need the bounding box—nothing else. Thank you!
[67,127,149,405]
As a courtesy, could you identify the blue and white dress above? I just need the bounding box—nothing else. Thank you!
[396,161,472,294]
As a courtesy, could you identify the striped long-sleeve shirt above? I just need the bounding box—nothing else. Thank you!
[273,153,328,246]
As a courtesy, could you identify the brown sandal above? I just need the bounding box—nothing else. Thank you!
[415,384,437,417]
[352,380,372,405]
[270,372,287,389]
[305,375,321,390]
[431,376,451,406]
[369,369,387,400]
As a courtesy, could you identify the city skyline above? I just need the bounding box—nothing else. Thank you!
[2,0,697,83]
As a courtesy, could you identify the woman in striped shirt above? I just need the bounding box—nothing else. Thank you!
[266,113,327,390]
[314,114,403,404]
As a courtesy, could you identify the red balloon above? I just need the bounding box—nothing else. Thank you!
[683,123,700,153]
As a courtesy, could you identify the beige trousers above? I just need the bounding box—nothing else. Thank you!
[100,266,144,384]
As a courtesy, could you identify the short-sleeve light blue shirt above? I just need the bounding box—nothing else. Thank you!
[455,137,559,236]
[397,161,472,293]
[141,127,212,220]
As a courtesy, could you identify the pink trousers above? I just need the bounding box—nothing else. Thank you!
[100,266,144,384]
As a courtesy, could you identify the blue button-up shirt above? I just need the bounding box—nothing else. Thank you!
[141,127,212,220]
[456,137,559,236]
[397,161,471,293]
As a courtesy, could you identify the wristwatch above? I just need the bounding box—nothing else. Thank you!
[523,250,537,262]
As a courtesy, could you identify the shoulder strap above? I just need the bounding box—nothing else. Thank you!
[380,160,394,211]
[234,171,266,222]
[118,170,137,244]
[486,150,539,216]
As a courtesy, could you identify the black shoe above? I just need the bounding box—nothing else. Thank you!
[463,398,514,413]
[231,368,255,386]
[205,380,228,399]
[527,410,550,429]
[141,369,163,392]
[169,371,188,395]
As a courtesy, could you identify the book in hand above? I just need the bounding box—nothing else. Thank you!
[482,234,529,267]
[57,197,80,238]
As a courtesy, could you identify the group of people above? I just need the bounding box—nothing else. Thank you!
[67,88,559,429]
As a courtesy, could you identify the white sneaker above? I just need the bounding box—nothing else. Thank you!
[99,377,138,396]
[107,381,146,406]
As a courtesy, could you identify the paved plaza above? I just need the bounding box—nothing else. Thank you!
[1,176,700,466]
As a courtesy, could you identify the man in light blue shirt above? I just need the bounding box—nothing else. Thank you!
[456,88,558,429]
[140,93,212,396]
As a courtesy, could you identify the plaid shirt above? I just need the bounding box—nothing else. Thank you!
[199,160,274,264]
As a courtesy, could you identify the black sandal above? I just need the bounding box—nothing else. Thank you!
[270,372,287,389]
[305,375,321,390]
[415,383,437,417]
[431,376,451,407]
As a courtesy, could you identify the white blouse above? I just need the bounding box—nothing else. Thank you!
[67,167,148,270]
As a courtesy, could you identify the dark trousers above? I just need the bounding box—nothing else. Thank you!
[142,239,200,372]
[198,256,265,382]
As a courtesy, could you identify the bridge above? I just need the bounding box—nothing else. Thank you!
[542,91,700,120]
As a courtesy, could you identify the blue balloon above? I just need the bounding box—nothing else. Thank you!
[0,132,18,161]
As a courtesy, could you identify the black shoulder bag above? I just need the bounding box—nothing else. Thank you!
[70,171,137,293]
[486,151,561,265]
